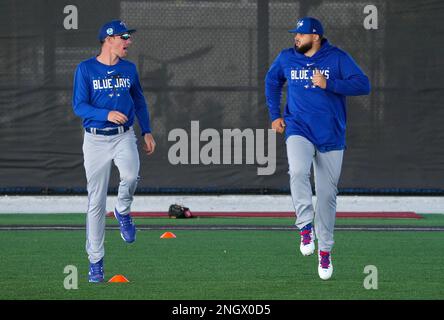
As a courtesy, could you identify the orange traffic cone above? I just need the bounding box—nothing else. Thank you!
[108,274,130,283]
[160,231,176,239]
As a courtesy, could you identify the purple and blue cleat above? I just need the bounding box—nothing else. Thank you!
[88,258,104,283]
[114,208,136,243]
[299,223,315,256]
[318,250,333,280]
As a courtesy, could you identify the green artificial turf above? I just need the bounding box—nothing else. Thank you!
[0,213,444,226]
[0,227,443,300]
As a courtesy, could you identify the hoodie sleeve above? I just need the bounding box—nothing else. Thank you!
[72,63,110,121]
[265,52,287,121]
[130,67,152,135]
[325,51,371,96]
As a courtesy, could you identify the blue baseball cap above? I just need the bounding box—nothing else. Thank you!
[288,17,324,36]
[98,20,136,41]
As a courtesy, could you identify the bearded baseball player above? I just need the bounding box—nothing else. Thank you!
[72,20,156,283]
[265,17,370,280]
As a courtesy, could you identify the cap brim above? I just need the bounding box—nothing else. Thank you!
[288,29,311,34]
[288,29,322,36]
[117,29,136,35]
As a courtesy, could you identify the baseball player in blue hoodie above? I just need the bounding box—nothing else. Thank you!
[265,17,370,280]
[72,20,156,282]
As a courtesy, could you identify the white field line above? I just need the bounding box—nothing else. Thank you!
[0,195,443,214]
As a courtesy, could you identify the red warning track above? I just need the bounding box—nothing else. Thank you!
[106,211,422,219]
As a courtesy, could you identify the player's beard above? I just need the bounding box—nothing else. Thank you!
[295,41,313,54]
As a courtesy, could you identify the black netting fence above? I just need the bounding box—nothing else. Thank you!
[0,0,443,194]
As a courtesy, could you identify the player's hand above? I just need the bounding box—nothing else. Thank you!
[271,118,286,134]
[107,111,128,125]
[143,133,156,156]
[312,69,327,89]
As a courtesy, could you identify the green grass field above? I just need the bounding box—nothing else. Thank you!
[0,214,443,300]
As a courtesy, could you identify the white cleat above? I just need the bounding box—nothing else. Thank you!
[318,250,333,280]
[299,223,315,256]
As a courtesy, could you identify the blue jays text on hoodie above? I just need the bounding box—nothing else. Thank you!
[72,57,151,134]
[265,39,370,152]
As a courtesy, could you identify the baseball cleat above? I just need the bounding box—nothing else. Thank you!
[318,250,333,280]
[114,208,136,243]
[88,258,104,283]
[299,223,315,256]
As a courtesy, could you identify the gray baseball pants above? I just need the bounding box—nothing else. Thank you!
[83,127,140,263]
[286,135,343,252]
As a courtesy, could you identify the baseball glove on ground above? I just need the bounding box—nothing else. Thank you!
[168,204,193,218]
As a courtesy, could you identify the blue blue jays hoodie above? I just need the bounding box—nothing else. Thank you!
[72,57,151,134]
[265,39,370,152]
